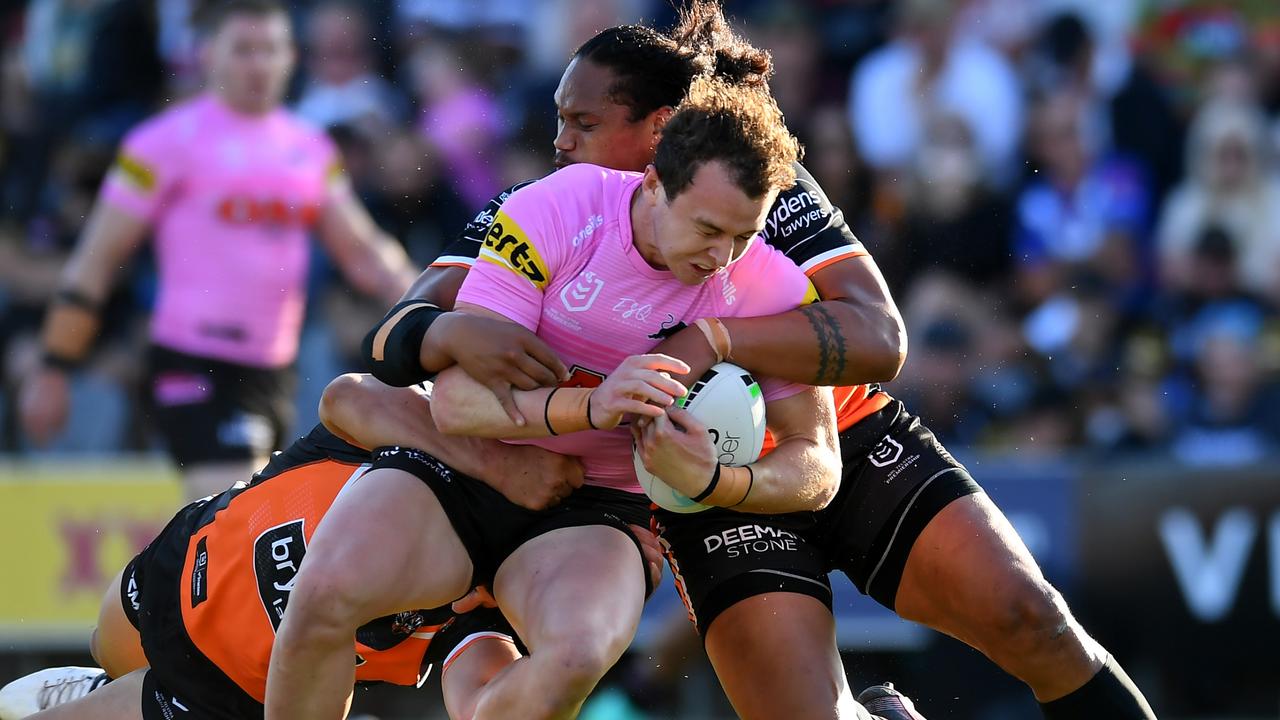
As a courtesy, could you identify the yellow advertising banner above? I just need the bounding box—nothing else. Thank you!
[0,461,182,646]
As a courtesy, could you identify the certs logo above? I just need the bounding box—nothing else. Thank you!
[253,519,307,631]
[480,209,550,289]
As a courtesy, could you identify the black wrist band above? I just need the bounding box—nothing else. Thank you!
[585,392,599,430]
[544,387,561,436]
[731,465,755,507]
[54,288,100,311]
[692,463,722,503]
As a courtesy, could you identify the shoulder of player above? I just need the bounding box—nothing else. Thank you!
[511,163,620,200]
[121,97,205,148]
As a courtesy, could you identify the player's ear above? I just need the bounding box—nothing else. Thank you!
[642,165,663,205]
[649,106,675,137]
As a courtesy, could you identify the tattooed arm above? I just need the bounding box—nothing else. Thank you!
[648,255,905,388]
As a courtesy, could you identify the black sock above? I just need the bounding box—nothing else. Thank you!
[1040,655,1156,720]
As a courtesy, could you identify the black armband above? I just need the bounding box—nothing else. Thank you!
[54,288,101,311]
[361,300,445,387]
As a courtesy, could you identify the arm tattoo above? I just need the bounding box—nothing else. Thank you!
[800,304,848,385]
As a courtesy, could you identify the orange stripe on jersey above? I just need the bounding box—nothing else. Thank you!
[832,384,891,432]
[429,261,473,269]
[804,249,868,278]
[758,384,891,455]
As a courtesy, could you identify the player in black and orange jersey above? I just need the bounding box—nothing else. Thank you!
[0,424,528,720]
[327,4,1155,720]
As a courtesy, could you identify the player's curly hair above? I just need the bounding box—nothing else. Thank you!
[669,0,773,90]
[573,1,773,121]
[654,76,799,200]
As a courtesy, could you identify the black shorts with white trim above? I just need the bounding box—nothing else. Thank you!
[655,400,981,634]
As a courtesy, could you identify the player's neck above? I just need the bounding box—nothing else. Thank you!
[629,185,666,270]
[211,90,279,119]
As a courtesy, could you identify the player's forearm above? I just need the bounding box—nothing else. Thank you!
[341,233,417,305]
[430,366,559,439]
[735,434,841,513]
[720,299,906,387]
[318,373,533,486]
[38,211,138,366]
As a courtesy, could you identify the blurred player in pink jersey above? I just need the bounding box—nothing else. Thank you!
[19,0,416,500]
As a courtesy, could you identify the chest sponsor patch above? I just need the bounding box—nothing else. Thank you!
[479,209,551,289]
[253,520,307,631]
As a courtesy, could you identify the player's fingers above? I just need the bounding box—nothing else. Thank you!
[664,406,704,433]
[621,381,679,408]
[636,371,688,400]
[622,398,666,419]
[632,353,692,376]
[487,382,527,426]
[500,366,544,392]
[522,336,570,383]
[512,349,562,388]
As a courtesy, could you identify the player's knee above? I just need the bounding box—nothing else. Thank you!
[89,626,105,668]
[540,634,628,703]
[284,558,367,640]
[318,374,366,431]
[984,577,1075,658]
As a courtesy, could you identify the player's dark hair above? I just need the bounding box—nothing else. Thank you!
[573,25,700,122]
[654,77,799,200]
[193,0,289,35]
[572,2,772,121]
[669,0,772,90]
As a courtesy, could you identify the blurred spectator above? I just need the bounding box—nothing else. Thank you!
[887,113,1013,292]
[847,0,1023,184]
[799,105,875,245]
[1013,89,1150,309]
[362,130,471,267]
[294,1,407,131]
[408,33,506,209]
[1166,303,1280,466]
[1027,11,1183,202]
[743,4,820,129]
[1156,100,1280,306]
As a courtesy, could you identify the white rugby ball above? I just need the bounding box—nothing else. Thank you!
[633,362,766,513]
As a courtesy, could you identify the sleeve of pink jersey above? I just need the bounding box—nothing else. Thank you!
[731,239,821,402]
[99,118,178,221]
[453,176,573,332]
[317,131,354,206]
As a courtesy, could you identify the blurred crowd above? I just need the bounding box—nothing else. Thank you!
[2,0,1280,465]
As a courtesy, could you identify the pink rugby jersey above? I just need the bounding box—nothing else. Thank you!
[455,164,818,493]
[101,93,347,368]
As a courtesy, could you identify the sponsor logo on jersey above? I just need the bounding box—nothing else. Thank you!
[561,271,604,312]
[572,214,604,247]
[115,153,157,192]
[868,435,904,467]
[479,209,551,288]
[191,536,209,608]
[764,176,828,242]
[216,196,321,227]
[253,520,307,631]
